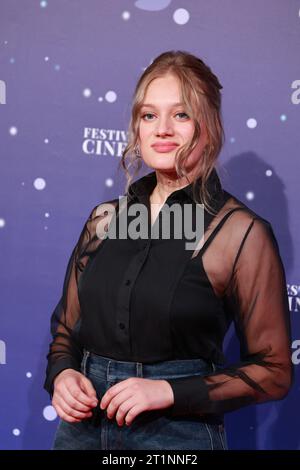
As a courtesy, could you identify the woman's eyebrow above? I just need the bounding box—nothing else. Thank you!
[140,102,184,109]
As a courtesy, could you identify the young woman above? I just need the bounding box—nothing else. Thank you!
[44,50,293,450]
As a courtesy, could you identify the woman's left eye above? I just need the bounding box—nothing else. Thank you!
[176,112,189,119]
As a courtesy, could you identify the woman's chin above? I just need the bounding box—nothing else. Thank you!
[144,157,177,172]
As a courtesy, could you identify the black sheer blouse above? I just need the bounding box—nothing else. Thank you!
[44,168,293,418]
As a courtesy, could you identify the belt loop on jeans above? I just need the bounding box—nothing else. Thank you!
[136,362,143,378]
[107,360,112,381]
[82,349,90,376]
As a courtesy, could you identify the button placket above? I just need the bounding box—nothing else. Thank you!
[115,245,151,355]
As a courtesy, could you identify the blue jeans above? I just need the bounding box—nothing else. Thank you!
[52,350,228,450]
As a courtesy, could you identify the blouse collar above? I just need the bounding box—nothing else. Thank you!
[127,167,225,210]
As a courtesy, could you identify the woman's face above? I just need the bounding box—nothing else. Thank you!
[138,73,208,177]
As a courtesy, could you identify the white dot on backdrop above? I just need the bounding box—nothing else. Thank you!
[40,0,48,8]
[54,64,60,71]
[34,178,46,190]
[266,169,273,177]
[122,11,130,20]
[43,405,57,421]
[44,56,49,62]
[98,97,103,102]
[26,372,32,378]
[4,40,8,45]
[247,118,257,129]
[9,126,18,136]
[105,178,113,188]
[280,114,287,122]
[0,218,6,228]
[105,90,117,103]
[44,226,48,230]
[44,138,49,144]
[12,429,21,436]
[173,8,190,25]
[10,57,15,64]
[83,88,92,98]
[21,182,25,186]
[246,191,255,201]
[45,212,50,218]
[230,137,236,143]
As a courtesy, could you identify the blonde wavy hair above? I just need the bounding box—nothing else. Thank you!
[119,50,225,215]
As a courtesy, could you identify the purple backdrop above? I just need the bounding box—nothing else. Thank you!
[0,0,299,450]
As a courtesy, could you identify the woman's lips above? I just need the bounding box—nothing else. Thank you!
[152,144,179,153]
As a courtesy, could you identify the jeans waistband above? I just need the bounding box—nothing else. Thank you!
[81,349,216,381]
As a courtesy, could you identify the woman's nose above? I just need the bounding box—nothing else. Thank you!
[155,117,174,136]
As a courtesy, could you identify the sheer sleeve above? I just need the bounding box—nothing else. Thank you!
[166,217,293,417]
[43,200,118,398]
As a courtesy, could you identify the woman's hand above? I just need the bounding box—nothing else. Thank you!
[99,378,174,426]
[52,369,98,423]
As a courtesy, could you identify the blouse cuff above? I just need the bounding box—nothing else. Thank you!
[165,375,209,417]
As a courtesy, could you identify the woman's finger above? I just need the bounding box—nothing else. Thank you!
[80,376,98,402]
[64,381,98,408]
[53,402,82,423]
[106,387,134,418]
[59,384,95,413]
[55,395,93,420]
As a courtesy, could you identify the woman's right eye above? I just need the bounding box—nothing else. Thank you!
[141,113,154,120]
